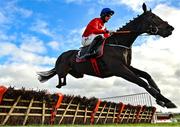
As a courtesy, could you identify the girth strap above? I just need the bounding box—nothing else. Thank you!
[106,44,131,49]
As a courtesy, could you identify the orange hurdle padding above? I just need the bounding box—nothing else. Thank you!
[50,93,64,125]
[116,102,125,123]
[0,86,8,103]
[55,93,64,108]
[135,105,142,123]
[151,107,156,123]
[91,99,101,124]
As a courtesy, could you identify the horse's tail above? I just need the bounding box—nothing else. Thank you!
[37,68,56,83]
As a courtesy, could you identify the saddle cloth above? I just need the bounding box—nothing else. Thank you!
[76,40,106,62]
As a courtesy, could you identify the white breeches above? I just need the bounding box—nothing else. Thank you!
[81,34,103,46]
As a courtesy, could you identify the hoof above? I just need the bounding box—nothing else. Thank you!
[156,100,165,107]
[56,83,66,89]
[165,102,177,108]
[56,85,62,88]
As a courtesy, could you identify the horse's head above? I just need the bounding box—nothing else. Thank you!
[111,3,174,47]
[141,3,174,37]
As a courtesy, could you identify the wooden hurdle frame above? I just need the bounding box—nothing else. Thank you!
[0,86,156,125]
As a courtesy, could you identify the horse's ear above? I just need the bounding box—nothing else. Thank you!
[150,8,152,12]
[142,3,147,12]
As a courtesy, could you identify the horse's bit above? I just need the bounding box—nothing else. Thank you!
[145,15,159,35]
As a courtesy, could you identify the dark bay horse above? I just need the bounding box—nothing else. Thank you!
[37,4,176,108]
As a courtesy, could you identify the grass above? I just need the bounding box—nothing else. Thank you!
[54,123,179,127]
[12,122,180,127]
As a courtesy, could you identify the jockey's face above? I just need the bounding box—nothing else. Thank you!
[105,15,112,22]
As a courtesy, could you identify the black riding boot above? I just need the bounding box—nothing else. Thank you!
[82,35,103,59]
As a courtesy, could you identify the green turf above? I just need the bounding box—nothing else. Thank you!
[57,123,179,127]
[14,122,180,127]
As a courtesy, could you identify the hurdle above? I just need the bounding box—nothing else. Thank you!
[0,86,156,125]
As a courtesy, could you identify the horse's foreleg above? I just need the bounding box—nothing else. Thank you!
[129,66,161,93]
[112,64,176,108]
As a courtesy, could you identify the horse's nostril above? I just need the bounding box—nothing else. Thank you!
[169,26,174,31]
[171,26,174,31]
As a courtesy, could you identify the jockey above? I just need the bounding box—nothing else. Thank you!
[81,8,114,58]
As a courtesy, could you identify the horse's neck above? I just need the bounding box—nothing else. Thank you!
[111,16,144,47]
[113,32,139,47]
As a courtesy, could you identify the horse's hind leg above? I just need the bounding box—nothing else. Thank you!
[55,62,70,88]
[56,76,62,88]
[55,53,71,88]
[63,76,66,85]
[56,76,66,88]
[129,66,161,93]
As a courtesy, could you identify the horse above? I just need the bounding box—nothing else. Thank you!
[37,3,176,108]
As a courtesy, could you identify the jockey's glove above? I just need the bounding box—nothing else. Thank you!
[109,30,115,35]
[105,30,109,33]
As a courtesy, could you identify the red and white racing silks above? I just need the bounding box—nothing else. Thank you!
[81,18,110,46]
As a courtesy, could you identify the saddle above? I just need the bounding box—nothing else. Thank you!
[76,39,106,62]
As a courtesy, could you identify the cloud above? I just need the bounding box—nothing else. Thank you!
[0,31,16,42]
[118,0,153,11]
[0,63,48,90]
[0,41,55,65]
[64,0,91,4]
[64,27,84,50]
[175,69,180,78]
[0,42,17,57]
[97,0,174,13]
[47,41,61,51]
[13,6,32,18]
[30,19,54,37]
[0,1,32,25]
[20,35,47,54]
[0,12,8,24]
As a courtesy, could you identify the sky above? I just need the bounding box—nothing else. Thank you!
[0,0,180,111]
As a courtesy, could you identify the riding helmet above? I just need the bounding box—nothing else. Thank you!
[100,8,114,17]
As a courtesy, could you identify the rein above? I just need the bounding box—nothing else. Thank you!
[106,30,133,50]
[113,31,152,36]
[113,31,132,34]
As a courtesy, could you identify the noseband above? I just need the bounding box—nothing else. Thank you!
[148,25,158,34]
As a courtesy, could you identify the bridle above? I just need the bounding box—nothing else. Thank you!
[113,13,160,35]
[106,12,161,49]
[112,13,160,36]
[143,13,159,35]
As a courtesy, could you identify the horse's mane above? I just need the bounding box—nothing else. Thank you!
[116,12,148,31]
